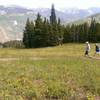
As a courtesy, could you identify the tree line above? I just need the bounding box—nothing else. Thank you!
[23,4,63,48]
[23,4,100,48]
[63,19,100,43]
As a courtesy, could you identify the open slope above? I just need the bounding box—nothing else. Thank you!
[0,44,100,99]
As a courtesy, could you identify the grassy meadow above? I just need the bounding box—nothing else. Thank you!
[0,43,100,99]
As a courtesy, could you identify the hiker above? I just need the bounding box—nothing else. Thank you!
[95,44,100,55]
[85,41,90,56]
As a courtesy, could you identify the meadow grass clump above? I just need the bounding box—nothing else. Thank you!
[44,81,70,99]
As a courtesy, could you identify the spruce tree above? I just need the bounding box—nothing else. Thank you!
[23,18,34,48]
[49,4,59,46]
[29,21,35,47]
[63,25,72,43]
[34,13,49,47]
[94,23,100,42]
[50,4,57,25]
[23,18,30,48]
[89,18,96,42]
[34,13,43,47]
[57,18,64,45]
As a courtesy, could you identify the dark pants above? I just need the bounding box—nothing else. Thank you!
[85,51,88,55]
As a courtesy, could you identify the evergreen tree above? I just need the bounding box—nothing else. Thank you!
[23,18,34,48]
[33,13,49,47]
[63,25,72,43]
[88,18,96,42]
[70,24,76,42]
[49,4,60,46]
[42,18,50,46]
[50,4,57,25]
[29,21,35,47]
[83,23,89,42]
[95,23,100,42]
[57,18,64,45]
[34,13,44,47]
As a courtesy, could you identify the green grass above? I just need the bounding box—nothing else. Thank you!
[0,44,100,99]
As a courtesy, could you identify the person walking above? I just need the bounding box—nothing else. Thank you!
[85,41,90,56]
[94,43,100,55]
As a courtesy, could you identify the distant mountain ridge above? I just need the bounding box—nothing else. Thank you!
[0,5,33,14]
[0,5,100,42]
[0,5,100,22]
[70,13,100,25]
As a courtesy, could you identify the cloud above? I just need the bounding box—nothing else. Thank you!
[0,0,100,9]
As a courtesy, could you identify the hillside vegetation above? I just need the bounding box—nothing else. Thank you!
[0,44,100,99]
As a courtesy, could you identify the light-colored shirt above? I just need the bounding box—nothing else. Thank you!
[85,43,90,51]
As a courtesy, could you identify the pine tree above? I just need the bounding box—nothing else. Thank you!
[57,18,64,45]
[33,13,49,47]
[23,18,34,48]
[42,18,50,46]
[95,23,100,42]
[29,21,35,47]
[49,4,60,46]
[50,4,57,25]
[63,25,72,43]
[88,18,96,42]
[33,13,43,47]
[23,18,30,48]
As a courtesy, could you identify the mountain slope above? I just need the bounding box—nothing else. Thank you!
[71,13,100,25]
[0,5,100,42]
[0,13,36,42]
[0,27,9,42]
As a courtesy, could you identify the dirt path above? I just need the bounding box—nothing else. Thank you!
[0,56,100,61]
[87,56,100,60]
[0,57,46,61]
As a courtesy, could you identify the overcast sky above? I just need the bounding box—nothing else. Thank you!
[1,0,100,9]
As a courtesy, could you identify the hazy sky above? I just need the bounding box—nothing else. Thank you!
[1,0,100,9]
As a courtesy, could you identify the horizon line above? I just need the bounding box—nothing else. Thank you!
[0,4,100,10]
